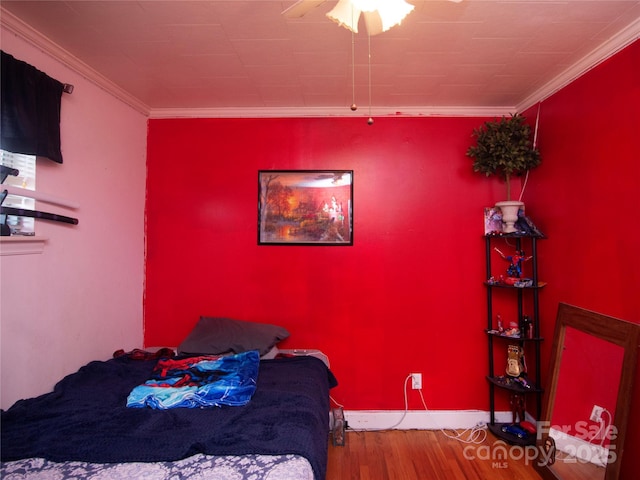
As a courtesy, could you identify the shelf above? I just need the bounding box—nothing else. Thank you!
[484,281,547,289]
[484,230,544,426]
[488,423,537,446]
[485,330,544,342]
[486,375,542,394]
[485,232,545,239]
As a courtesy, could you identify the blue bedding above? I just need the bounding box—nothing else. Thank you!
[1,355,337,480]
[126,351,260,409]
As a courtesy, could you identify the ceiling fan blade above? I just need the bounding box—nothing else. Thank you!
[282,0,327,18]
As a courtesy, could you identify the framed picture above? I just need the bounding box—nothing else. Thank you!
[258,170,353,245]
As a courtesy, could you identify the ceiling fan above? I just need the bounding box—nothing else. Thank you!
[282,0,463,36]
[281,0,327,19]
[282,0,464,123]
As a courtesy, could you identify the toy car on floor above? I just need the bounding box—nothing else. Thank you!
[501,423,528,439]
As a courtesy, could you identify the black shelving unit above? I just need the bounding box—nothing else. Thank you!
[484,233,545,446]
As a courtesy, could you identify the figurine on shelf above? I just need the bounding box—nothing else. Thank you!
[522,316,535,339]
[506,344,526,377]
[510,393,527,424]
[504,321,520,337]
[494,247,532,278]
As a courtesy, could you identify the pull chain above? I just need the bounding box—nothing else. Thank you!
[367,30,373,125]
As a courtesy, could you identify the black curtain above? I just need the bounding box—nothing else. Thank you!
[1,50,64,164]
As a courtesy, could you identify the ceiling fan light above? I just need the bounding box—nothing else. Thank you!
[326,0,362,33]
[362,11,384,36]
[350,0,378,12]
[375,0,414,32]
[327,0,414,35]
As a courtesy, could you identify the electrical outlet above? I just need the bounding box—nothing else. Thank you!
[411,373,422,390]
[590,405,604,422]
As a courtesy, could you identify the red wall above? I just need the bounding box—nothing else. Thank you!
[145,116,508,411]
[522,40,640,475]
[145,39,639,473]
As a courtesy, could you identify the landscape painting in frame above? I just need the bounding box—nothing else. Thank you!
[258,170,353,245]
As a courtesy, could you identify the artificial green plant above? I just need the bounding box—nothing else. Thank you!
[466,113,541,200]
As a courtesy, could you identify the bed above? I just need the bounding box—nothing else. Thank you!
[1,317,338,480]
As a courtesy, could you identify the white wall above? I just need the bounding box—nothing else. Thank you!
[0,27,147,409]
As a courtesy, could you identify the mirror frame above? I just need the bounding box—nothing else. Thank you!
[535,303,640,480]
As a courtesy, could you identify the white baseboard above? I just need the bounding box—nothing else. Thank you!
[550,427,609,468]
[343,410,514,431]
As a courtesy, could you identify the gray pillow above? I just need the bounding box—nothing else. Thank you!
[178,317,290,356]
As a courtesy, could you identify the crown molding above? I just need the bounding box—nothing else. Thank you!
[1,4,507,120]
[148,105,514,119]
[517,17,640,112]
[0,8,151,116]
[2,6,636,120]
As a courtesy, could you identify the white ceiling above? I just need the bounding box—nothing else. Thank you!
[1,0,639,117]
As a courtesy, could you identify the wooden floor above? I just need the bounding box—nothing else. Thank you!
[326,429,544,480]
[549,451,606,480]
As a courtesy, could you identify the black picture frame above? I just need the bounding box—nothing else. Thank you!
[258,170,353,245]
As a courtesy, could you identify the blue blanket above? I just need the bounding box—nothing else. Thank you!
[1,355,337,480]
[127,350,259,409]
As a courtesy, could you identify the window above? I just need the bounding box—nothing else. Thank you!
[1,149,36,235]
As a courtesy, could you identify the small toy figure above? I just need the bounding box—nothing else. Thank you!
[506,344,525,377]
[504,321,520,337]
[509,393,527,424]
[522,316,534,339]
[494,247,532,278]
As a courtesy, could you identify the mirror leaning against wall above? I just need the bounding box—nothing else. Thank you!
[535,303,640,480]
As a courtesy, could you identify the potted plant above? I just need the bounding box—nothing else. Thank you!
[466,113,541,232]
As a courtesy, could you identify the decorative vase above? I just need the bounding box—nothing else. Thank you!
[495,200,523,233]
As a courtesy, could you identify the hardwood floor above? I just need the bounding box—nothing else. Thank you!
[547,451,606,480]
[326,429,544,480]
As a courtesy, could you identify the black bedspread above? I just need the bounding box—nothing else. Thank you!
[1,355,337,480]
